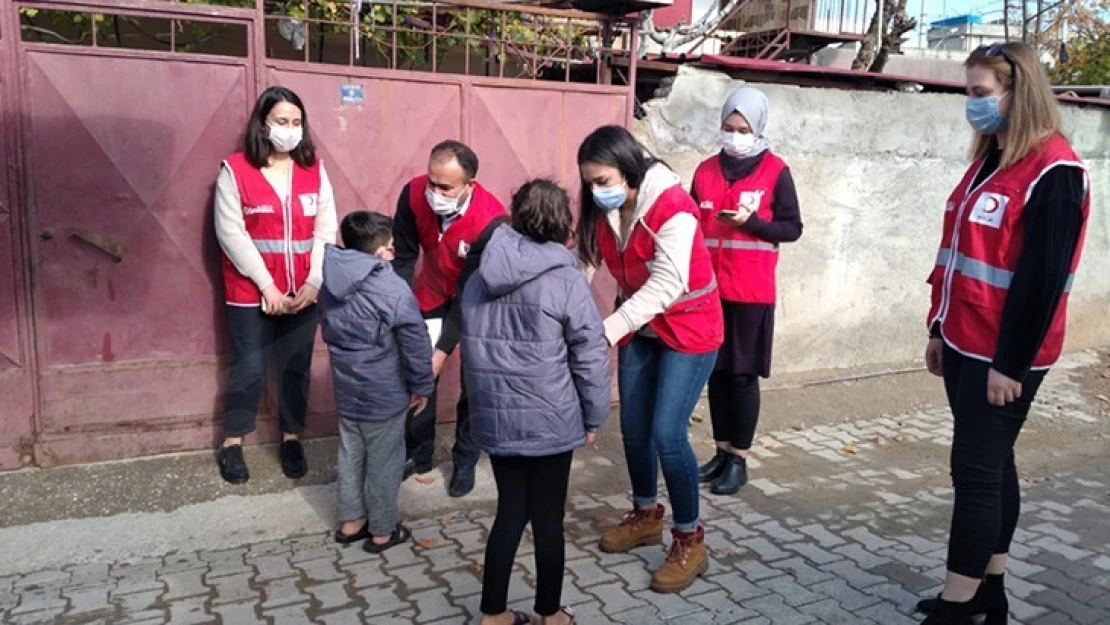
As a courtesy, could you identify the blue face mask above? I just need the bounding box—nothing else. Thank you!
[966,96,1008,134]
[592,184,627,211]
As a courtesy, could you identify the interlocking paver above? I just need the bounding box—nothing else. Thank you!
[7,368,1110,625]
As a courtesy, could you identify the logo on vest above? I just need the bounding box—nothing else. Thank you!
[738,190,764,213]
[457,241,470,258]
[968,192,1008,229]
[299,193,319,217]
[699,200,715,211]
[243,204,275,216]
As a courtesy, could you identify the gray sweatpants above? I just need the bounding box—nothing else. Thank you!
[337,411,406,537]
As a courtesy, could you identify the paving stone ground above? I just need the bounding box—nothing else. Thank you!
[2,353,1109,624]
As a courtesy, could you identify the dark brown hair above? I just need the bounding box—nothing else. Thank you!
[341,211,393,254]
[429,140,479,181]
[244,86,317,169]
[510,179,573,246]
[574,125,659,267]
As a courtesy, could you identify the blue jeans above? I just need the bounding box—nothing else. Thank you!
[618,335,717,531]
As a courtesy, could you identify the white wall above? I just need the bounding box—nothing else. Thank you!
[635,66,1110,373]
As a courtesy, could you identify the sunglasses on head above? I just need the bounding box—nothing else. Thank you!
[978,43,1017,76]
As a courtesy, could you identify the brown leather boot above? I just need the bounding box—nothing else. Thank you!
[650,526,708,593]
[598,504,665,553]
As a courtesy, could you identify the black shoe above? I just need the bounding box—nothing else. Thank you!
[710,455,748,495]
[916,575,1006,623]
[448,463,475,498]
[217,445,249,484]
[698,449,729,483]
[920,597,975,625]
[280,439,308,479]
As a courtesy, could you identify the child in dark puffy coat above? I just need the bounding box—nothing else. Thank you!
[460,180,611,625]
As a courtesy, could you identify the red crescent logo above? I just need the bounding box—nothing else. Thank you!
[982,197,1000,213]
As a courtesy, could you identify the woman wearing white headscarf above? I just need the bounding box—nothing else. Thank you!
[691,87,803,495]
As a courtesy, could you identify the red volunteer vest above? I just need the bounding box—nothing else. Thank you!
[221,152,322,305]
[409,176,507,312]
[596,185,724,354]
[693,152,786,304]
[927,134,1089,369]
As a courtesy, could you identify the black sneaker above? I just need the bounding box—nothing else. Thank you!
[448,463,475,498]
[217,445,249,484]
[280,439,308,479]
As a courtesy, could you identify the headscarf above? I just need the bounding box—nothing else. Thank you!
[720,87,771,156]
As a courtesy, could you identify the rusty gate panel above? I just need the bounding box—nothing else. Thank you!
[268,66,466,430]
[0,16,35,470]
[24,50,250,465]
[467,84,627,401]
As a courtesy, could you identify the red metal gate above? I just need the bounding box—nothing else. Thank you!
[2,0,634,468]
[0,7,37,470]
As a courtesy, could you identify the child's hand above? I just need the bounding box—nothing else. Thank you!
[410,395,429,415]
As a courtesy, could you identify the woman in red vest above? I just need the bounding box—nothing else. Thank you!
[691,87,803,496]
[214,87,338,485]
[576,125,723,594]
[916,42,1089,625]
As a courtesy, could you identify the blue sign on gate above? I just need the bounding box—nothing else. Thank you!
[340,84,364,105]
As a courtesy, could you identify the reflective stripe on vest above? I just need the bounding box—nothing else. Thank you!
[253,238,314,254]
[703,238,779,251]
[935,247,1075,293]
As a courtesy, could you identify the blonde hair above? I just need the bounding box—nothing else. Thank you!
[965,42,1063,168]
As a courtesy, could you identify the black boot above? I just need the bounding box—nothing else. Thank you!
[920,597,975,625]
[448,463,475,498]
[709,455,747,495]
[915,574,1007,623]
[698,449,729,483]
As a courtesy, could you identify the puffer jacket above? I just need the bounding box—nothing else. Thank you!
[318,245,435,421]
[460,226,611,457]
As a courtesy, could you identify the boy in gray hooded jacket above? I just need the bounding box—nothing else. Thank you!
[318,211,435,553]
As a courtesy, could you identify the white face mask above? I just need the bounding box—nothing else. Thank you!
[425,185,471,217]
[720,131,757,158]
[268,124,303,153]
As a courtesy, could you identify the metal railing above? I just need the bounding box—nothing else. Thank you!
[15,0,636,83]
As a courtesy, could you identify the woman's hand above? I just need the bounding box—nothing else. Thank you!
[290,284,318,313]
[262,285,290,315]
[987,368,1022,407]
[722,207,755,226]
[925,338,944,377]
[585,430,597,446]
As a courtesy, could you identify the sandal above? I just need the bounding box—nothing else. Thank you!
[363,523,411,554]
[533,606,574,625]
[333,523,370,545]
[509,610,535,625]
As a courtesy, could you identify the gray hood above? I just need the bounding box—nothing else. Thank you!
[322,244,389,302]
[478,225,577,297]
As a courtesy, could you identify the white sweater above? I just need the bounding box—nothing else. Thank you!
[589,164,699,346]
[214,160,338,294]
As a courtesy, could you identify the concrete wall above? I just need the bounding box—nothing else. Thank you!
[635,66,1110,374]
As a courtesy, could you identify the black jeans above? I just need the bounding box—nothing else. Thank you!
[222,305,318,438]
[942,344,1046,578]
[707,371,761,450]
[405,362,478,470]
[481,451,573,617]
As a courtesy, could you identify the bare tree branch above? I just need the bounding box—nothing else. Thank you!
[636,0,746,58]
